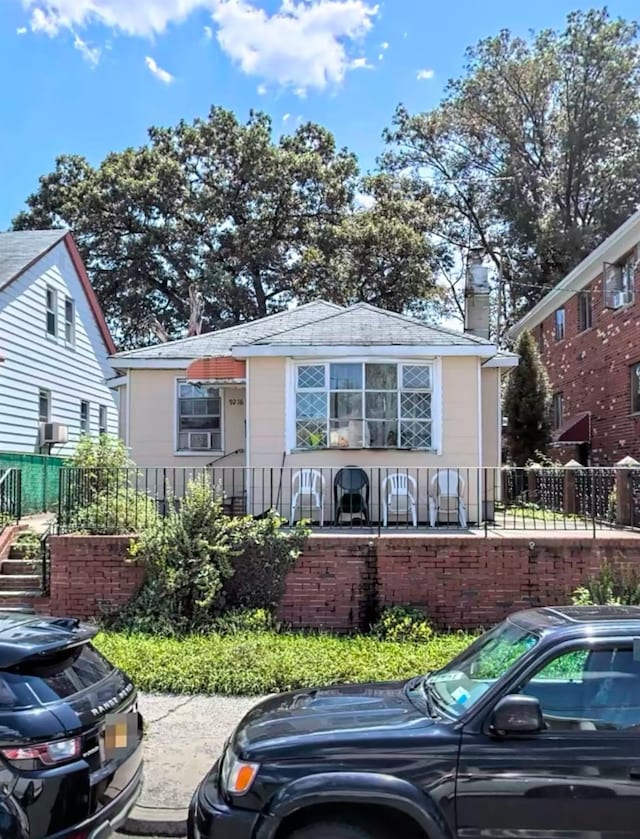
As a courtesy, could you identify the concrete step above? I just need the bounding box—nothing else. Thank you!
[8,544,41,561]
[0,575,41,592]
[1,559,43,576]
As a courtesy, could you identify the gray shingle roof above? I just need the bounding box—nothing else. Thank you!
[0,230,67,291]
[242,303,489,347]
[114,301,344,360]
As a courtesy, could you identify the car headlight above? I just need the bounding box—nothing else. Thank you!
[220,748,259,796]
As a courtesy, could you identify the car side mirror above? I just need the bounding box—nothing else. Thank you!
[490,695,543,736]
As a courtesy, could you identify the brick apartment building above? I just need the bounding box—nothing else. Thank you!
[510,209,640,466]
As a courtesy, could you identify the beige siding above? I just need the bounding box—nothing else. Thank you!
[481,367,501,469]
[128,369,245,469]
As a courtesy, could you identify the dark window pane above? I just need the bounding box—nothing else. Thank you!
[330,363,362,390]
[400,421,432,449]
[46,311,56,335]
[367,420,397,448]
[401,392,431,420]
[297,392,326,419]
[365,364,397,390]
[632,365,640,413]
[296,421,327,449]
[365,391,397,420]
[179,416,221,431]
[330,392,362,420]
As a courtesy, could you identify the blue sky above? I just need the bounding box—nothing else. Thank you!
[1,0,639,229]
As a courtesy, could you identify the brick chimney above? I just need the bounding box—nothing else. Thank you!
[464,248,491,341]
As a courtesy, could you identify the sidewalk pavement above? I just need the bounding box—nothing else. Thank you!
[124,693,263,837]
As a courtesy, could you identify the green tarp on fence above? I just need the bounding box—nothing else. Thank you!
[0,453,63,514]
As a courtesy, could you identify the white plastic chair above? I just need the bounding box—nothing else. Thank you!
[429,470,467,528]
[291,469,325,525]
[382,473,418,527]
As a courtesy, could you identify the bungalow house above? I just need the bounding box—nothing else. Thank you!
[110,301,516,525]
[510,207,640,465]
[0,230,118,456]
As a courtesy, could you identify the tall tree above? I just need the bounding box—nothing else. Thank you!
[13,108,442,348]
[503,331,551,465]
[384,8,640,333]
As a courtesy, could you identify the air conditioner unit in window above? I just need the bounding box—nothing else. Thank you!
[40,422,69,445]
[610,290,634,309]
[188,432,212,450]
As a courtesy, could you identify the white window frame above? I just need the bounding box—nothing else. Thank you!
[45,286,57,337]
[604,250,637,309]
[80,400,90,435]
[64,297,76,345]
[554,308,565,341]
[98,405,108,435]
[38,389,51,424]
[174,378,224,456]
[286,358,442,454]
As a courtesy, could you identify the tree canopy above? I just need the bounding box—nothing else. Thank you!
[383,8,640,335]
[13,108,443,348]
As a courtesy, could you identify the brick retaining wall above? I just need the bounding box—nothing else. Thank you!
[30,534,640,629]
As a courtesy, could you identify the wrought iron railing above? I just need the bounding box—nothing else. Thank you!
[54,465,640,537]
[0,469,22,531]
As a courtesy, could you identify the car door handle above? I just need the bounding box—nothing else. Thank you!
[629,768,640,779]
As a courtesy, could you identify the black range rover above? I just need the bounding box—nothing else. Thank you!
[0,609,143,839]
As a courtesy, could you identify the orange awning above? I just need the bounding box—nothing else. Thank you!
[186,357,246,382]
[552,411,592,444]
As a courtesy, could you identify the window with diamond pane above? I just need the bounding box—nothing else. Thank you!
[297,365,325,389]
[402,365,431,390]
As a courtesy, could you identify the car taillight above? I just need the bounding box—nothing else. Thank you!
[1,736,81,766]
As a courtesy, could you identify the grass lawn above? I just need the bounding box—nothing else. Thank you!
[95,631,475,696]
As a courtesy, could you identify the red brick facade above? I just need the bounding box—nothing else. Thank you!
[24,534,640,631]
[538,264,640,464]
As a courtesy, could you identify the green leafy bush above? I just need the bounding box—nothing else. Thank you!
[95,630,475,695]
[211,608,275,635]
[111,481,308,636]
[372,606,433,643]
[72,490,159,536]
[13,531,41,562]
[572,559,640,606]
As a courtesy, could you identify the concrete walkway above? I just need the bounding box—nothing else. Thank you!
[125,693,263,836]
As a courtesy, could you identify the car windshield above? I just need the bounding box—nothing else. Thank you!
[424,620,539,718]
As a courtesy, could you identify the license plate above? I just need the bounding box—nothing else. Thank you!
[100,712,139,762]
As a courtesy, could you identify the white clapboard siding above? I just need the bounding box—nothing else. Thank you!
[0,240,117,455]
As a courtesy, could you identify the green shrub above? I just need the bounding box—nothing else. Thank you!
[95,630,475,696]
[572,559,640,606]
[0,512,12,530]
[71,490,159,536]
[110,481,308,636]
[211,608,275,635]
[14,531,41,561]
[372,606,433,643]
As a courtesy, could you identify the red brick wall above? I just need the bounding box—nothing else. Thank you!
[538,265,640,464]
[29,534,640,631]
[47,535,144,619]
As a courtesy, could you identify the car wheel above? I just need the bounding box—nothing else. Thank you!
[288,821,383,839]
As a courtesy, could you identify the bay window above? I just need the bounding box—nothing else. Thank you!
[295,362,433,450]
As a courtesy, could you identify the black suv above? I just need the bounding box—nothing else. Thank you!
[0,609,142,838]
[189,605,640,839]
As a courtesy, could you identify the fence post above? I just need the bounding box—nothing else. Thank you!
[563,459,580,516]
[615,456,640,527]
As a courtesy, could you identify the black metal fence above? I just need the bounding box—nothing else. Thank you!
[0,469,22,531]
[55,465,640,537]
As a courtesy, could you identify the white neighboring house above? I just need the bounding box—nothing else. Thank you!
[0,230,118,455]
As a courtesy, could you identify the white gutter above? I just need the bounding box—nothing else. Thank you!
[482,355,519,368]
[232,343,499,359]
[108,358,191,370]
[509,206,640,339]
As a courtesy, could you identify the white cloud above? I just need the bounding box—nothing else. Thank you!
[212,0,379,93]
[74,33,100,65]
[21,0,209,37]
[204,24,213,39]
[355,191,375,210]
[18,0,379,93]
[16,26,28,34]
[257,82,268,95]
[380,40,388,49]
[145,56,174,84]
[378,52,383,60]
[417,68,434,80]
[350,56,372,70]
[282,113,291,122]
